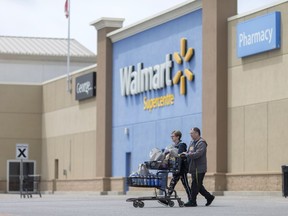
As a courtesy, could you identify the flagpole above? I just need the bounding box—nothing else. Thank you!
[67,0,72,93]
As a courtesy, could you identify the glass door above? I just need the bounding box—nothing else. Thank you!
[7,160,35,193]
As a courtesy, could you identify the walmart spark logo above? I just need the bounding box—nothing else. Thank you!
[173,38,195,95]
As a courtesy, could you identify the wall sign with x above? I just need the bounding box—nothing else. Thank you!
[16,144,29,160]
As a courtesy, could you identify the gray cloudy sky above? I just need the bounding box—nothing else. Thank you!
[0,0,280,53]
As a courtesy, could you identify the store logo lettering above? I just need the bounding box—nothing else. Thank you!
[120,55,172,96]
[77,81,93,95]
[239,28,273,48]
[119,38,194,96]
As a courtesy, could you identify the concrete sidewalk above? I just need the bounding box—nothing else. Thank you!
[0,193,287,216]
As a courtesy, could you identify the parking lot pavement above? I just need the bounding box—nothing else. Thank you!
[0,193,288,216]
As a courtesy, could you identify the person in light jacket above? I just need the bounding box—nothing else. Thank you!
[184,127,215,207]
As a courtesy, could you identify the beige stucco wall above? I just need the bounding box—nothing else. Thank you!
[0,84,42,191]
[0,68,98,192]
[227,2,288,189]
[42,69,97,182]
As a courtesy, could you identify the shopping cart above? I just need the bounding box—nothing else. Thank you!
[20,175,42,198]
[126,157,184,208]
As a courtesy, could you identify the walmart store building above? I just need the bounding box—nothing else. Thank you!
[1,0,288,194]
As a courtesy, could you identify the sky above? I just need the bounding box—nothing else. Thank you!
[0,0,281,54]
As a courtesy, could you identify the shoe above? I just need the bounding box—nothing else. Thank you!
[184,200,197,207]
[205,195,215,206]
[158,199,169,206]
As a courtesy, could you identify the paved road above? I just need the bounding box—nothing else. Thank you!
[0,193,287,216]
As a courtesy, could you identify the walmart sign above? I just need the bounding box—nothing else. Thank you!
[237,12,281,58]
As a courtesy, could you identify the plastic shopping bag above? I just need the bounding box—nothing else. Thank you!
[164,144,178,158]
[149,148,164,161]
[138,163,149,176]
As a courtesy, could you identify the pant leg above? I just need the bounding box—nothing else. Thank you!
[190,172,213,203]
[190,173,199,203]
[180,172,192,201]
[167,173,180,195]
[197,173,213,199]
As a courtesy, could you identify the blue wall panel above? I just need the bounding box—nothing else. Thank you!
[112,9,203,177]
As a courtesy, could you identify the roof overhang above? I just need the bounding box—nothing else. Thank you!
[107,0,202,43]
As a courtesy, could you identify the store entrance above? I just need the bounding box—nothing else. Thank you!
[7,160,35,193]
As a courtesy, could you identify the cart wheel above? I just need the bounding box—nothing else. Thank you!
[138,201,145,208]
[23,195,25,198]
[30,195,32,198]
[168,201,175,207]
[178,200,184,207]
[133,201,139,208]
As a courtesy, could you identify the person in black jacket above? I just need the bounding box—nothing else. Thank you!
[158,130,192,206]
